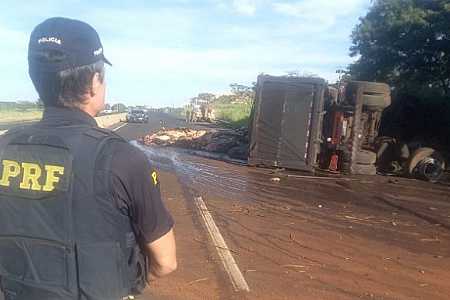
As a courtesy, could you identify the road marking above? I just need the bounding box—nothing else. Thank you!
[0,130,6,136]
[112,122,127,132]
[194,196,250,292]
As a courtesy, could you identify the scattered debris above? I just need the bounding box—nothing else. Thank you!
[289,233,295,241]
[270,177,281,182]
[420,237,440,242]
[344,215,375,222]
[187,277,209,285]
[139,127,249,160]
[282,264,306,269]
[287,174,348,180]
[388,179,400,184]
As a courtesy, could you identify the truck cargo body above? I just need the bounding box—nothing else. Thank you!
[248,75,326,171]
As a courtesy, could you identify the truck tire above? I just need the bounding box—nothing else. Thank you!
[352,163,377,175]
[355,150,377,165]
[362,94,389,110]
[406,147,446,182]
[346,81,391,107]
[347,81,391,95]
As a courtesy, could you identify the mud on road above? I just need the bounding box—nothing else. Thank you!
[2,113,447,300]
[132,132,450,300]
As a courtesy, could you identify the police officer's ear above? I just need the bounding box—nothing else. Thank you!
[90,72,104,97]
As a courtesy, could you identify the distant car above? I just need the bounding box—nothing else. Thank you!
[126,109,149,123]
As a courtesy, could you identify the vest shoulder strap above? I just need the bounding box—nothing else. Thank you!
[0,125,33,138]
[83,127,125,141]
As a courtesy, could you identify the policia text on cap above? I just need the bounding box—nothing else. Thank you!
[0,17,177,300]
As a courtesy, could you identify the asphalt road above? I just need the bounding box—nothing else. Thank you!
[114,113,450,300]
[1,113,450,300]
[115,112,187,140]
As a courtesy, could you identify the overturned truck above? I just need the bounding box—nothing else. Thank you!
[248,75,447,181]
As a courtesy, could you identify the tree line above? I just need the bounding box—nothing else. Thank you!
[351,0,450,148]
[0,101,42,111]
[189,83,255,107]
[350,0,450,100]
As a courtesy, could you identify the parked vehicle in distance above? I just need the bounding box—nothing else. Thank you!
[126,109,149,123]
[101,109,113,114]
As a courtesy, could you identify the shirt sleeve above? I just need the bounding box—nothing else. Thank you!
[109,142,174,244]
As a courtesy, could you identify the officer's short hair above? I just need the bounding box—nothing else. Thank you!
[30,50,105,108]
[57,60,105,108]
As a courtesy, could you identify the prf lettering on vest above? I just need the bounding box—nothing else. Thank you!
[0,160,64,192]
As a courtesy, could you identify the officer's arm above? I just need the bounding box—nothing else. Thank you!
[109,144,177,279]
[146,228,177,279]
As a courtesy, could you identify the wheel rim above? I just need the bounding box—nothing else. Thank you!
[415,157,445,181]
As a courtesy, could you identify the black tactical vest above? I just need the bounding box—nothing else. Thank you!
[0,124,147,300]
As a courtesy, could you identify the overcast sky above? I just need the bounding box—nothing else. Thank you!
[0,0,371,107]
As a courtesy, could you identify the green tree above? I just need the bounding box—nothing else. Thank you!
[350,0,450,97]
[111,103,127,112]
[197,93,216,103]
[229,83,255,104]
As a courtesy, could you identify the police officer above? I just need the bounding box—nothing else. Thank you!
[0,17,176,300]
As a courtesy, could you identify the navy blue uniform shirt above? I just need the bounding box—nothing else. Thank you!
[40,107,174,244]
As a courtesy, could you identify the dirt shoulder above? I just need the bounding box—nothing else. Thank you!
[141,170,234,300]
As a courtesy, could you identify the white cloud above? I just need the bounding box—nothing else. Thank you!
[232,0,258,16]
[273,0,368,28]
[0,1,370,106]
[273,0,367,17]
[107,42,350,88]
[0,25,28,50]
[0,23,34,101]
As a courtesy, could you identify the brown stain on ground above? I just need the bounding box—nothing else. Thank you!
[142,147,450,300]
[140,171,232,300]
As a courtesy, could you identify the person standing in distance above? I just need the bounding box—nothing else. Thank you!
[0,17,176,300]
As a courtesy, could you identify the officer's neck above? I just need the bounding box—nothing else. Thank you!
[79,96,104,118]
[79,105,99,118]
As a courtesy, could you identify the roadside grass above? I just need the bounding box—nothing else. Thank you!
[169,108,186,120]
[213,102,252,128]
[0,109,43,123]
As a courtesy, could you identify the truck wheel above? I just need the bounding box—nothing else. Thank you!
[362,94,388,110]
[355,150,377,165]
[406,147,446,182]
[347,81,391,95]
[352,163,377,175]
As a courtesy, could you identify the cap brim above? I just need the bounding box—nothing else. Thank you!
[103,56,112,66]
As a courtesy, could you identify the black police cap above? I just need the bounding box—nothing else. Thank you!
[28,17,112,73]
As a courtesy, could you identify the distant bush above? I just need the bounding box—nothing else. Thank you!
[212,102,253,128]
[0,101,43,123]
[0,101,42,111]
